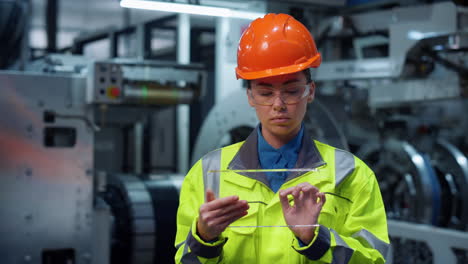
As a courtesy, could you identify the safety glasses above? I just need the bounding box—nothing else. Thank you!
[248,84,310,106]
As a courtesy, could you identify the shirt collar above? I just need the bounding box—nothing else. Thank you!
[257,124,304,163]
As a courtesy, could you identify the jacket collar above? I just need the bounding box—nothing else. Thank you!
[228,125,326,186]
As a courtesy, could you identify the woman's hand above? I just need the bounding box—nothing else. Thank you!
[197,189,249,241]
[279,182,326,245]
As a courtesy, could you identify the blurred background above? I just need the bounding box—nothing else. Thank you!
[1,0,467,263]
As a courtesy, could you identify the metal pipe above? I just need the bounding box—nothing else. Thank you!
[123,85,195,104]
[46,0,58,53]
[177,13,191,174]
[134,122,143,174]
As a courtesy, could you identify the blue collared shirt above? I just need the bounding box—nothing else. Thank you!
[257,124,304,193]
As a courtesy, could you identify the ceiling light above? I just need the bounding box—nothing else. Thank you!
[120,0,264,20]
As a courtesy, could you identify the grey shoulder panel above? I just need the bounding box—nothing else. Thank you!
[335,149,355,187]
[352,229,390,259]
[202,149,222,200]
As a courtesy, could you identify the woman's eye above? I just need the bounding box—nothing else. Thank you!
[259,92,273,96]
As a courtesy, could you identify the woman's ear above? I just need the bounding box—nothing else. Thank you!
[307,81,316,103]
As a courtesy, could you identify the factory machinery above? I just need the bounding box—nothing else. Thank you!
[1,1,468,264]
[0,56,205,264]
[316,3,468,263]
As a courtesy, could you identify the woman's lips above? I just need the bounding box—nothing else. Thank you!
[271,117,290,124]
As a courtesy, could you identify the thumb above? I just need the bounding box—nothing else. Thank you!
[317,192,326,206]
[206,189,216,203]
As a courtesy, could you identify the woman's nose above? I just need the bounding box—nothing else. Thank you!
[272,94,286,110]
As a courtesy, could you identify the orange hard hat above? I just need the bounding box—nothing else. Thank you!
[236,13,321,80]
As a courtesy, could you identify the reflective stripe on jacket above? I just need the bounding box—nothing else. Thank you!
[175,128,389,263]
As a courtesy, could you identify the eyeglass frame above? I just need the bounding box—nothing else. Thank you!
[247,83,312,106]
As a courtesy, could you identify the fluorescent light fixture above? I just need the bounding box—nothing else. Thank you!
[120,0,265,20]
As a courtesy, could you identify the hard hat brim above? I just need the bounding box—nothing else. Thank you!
[236,54,321,80]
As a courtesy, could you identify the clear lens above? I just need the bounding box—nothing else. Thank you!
[249,85,310,106]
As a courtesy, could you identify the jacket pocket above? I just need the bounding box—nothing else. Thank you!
[223,209,259,263]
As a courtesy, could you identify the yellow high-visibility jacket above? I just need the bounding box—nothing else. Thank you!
[175,128,389,263]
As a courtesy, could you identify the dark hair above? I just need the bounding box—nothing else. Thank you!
[246,68,312,89]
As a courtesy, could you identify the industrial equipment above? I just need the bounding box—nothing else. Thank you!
[309,2,468,263]
[0,57,205,264]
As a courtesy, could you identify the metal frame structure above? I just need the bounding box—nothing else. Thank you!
[313,2,468,109]
[387,220,468,264]
[69,15,178,60]
[315,2,458,81]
